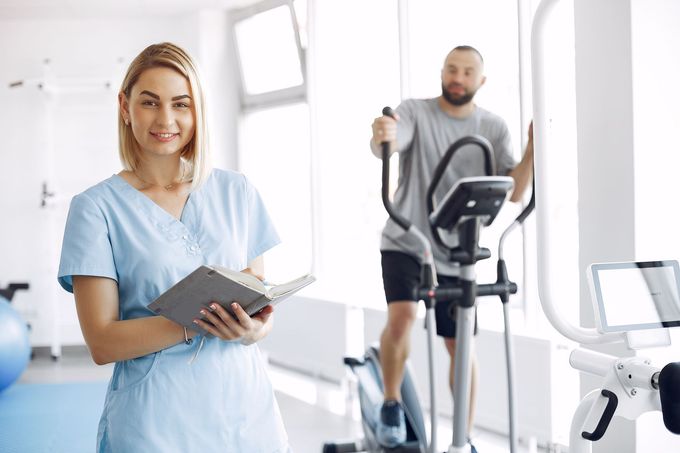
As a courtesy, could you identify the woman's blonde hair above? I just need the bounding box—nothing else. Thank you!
[118,42,211,190]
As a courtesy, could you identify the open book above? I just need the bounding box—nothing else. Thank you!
[147,265,315,336]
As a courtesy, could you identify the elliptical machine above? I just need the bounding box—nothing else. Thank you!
[323,107,535,453]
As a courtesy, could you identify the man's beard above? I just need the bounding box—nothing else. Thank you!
[441,83,476,106]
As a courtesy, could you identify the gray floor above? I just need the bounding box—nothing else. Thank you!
[19,346,541,453]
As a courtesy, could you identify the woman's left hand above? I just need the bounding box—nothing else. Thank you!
[193,303,274,345]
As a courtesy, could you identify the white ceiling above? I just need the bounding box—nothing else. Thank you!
[0,0,257,20]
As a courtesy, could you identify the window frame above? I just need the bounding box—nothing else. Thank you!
[229,0,307,111]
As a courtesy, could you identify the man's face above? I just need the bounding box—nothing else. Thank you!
[440,50,486,106]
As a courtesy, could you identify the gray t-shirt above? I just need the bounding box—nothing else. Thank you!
[380,98,517,276]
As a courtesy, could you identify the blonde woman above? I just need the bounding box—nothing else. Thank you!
[58,43,291,452]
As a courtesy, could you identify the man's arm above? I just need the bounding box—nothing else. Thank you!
[508,121,534,203]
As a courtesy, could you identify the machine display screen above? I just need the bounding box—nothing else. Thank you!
[590,260,680,332]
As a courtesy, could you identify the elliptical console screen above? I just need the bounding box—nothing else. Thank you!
[588,260,680,332]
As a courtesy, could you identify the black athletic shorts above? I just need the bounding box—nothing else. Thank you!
[381,250,478,338]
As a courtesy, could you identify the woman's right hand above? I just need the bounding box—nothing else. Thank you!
[193,302,274,345]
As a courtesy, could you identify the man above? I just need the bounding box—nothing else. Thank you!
[370,45,534,448]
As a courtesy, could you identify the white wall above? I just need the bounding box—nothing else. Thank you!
[574,0,637,450]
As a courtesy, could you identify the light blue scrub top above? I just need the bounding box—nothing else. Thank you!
[58,169,291,453]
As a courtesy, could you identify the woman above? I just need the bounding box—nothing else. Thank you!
[58,42,291,452]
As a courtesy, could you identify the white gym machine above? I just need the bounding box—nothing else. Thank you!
[532,1,680,451]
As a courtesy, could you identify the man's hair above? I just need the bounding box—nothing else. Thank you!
[118,42,211,190]
[448,45,484,65]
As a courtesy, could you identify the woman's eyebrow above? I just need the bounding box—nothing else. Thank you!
[139,90,192,101]
[140,90,160,99]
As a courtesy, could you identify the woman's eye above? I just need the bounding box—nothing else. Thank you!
[142,101,158,106]
[175,103,190,108]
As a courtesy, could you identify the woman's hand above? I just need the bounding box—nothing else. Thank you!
[193,302,274,345]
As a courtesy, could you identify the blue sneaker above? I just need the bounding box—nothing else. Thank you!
[469,438,478,453]
[376,400,406,448]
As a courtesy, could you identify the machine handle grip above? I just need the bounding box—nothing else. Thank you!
[659,361,680,434]
[581,389,618,441]
[0,282,30,302]
[380,106,411,231]
[9,283,30,290]
[382,106,395,118]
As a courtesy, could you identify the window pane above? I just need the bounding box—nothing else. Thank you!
[310,0,401,307]
[234,5,304,95]
[239,104,312,282]
[407,0,522,156]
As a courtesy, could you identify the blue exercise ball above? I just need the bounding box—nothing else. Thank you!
[0,297,31,393]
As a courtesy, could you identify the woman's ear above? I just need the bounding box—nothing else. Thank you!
[118,92,130,124]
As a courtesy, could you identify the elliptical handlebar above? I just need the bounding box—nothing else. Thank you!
[426,135,496,250]
[515,177,536,225]
[426,135,495,216]
[531,0,622,344]
[380,106,411,232]
[379,106,439,453]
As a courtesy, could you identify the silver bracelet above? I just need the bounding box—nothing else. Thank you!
[184,326,193,345]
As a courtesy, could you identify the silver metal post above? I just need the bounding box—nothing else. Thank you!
[425,305,438,453]
[451,304,475,448]
[503,302,519,453]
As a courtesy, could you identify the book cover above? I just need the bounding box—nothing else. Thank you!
[147,265,315,336]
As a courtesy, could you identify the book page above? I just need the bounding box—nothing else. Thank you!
[267,274,316,298]
[212,265,266,293]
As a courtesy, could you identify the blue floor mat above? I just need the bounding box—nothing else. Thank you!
[0,381,107,453]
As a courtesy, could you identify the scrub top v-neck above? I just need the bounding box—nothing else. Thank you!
[58,168,290,453]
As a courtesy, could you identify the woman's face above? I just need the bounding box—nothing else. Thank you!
[122,66,196,160]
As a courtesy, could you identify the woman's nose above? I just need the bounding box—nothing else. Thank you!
[156,106,174,127]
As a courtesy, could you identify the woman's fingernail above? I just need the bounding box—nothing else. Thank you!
[231,303,238,309]
[193,319,199,324]
[211,304,219,310]
[200,309,207,315]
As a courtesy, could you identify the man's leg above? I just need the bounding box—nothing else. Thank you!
[444,337,478,435]
[377,251,421,447]
[376,301,417,447]
[380,301,418,401]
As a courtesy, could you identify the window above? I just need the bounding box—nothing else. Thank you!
[234,5,304,96]
[239,103,312,282]
[301,0,401,305]
[231,0,312,283]
[231,0,306,107]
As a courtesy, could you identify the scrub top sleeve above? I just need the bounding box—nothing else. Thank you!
[244,176,281,263]
[57,193,117,293]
